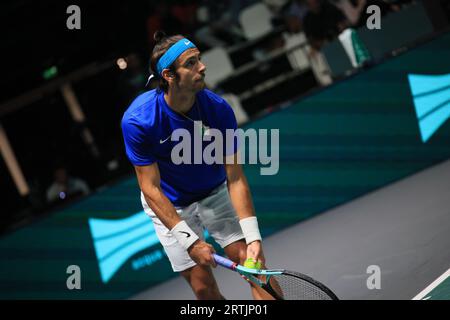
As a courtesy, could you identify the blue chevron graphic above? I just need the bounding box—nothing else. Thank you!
[89,211,210,284]
[88,211,159,283]
[408,73,450,143]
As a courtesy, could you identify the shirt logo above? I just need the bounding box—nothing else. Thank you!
[159,134,172,144]
[179,231,191,238]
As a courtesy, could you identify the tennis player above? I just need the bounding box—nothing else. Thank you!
[121,31,271,300]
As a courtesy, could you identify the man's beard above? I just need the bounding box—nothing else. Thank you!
[173,79,205,93]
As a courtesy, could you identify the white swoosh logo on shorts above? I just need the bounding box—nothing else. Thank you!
[160,134,172,144]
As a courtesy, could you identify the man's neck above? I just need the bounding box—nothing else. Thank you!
[164,90,196,114]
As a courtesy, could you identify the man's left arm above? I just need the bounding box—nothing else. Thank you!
[225,152,265,265]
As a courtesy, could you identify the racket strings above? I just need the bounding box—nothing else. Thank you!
[269,273,336,300]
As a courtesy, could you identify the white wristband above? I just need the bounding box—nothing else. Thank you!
[171,220,199,250]
[239,216,262,244]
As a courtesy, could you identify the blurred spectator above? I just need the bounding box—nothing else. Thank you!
[264,0,291,28]
[329,0,368,26]
[282,0,310,34]
[194,0,258,49]
[46,166,90,204]
[171,0,200,36]
[303,0,348,50]
[146,1,201,50]
[280,0,308,33]
[145,3,183,49]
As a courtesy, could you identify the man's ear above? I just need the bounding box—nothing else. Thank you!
[162,69,173,81]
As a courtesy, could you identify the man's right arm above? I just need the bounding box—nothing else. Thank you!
[134,163,216,267]
[135,163,182,229]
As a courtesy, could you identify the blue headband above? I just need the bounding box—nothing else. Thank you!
[156,38,196,75]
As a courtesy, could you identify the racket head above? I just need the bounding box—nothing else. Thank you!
[236,266,339,300]
[268,270,339,300]
[213,254,338,300]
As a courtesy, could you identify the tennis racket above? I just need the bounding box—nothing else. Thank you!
[213,254,339,300]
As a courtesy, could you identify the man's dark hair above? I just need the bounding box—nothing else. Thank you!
[150,31,184,93]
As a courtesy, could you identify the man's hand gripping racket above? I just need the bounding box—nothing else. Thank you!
[213,254,339,300]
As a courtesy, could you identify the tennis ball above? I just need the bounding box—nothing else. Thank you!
[243,258,262,269]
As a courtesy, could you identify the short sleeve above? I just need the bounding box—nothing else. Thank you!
[121,115,156,166]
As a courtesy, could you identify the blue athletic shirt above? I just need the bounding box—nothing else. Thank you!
[121,88,238,207]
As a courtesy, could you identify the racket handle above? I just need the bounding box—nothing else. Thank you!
[213,254,236,270]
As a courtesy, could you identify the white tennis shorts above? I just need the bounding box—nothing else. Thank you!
[140,182,245,272]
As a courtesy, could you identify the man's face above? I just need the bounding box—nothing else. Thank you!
[171,48,206,93]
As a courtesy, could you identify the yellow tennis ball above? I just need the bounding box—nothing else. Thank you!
[243,259,255,268]
[244,258,262,269]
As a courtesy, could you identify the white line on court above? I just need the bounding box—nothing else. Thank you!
[412,268,450,300]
